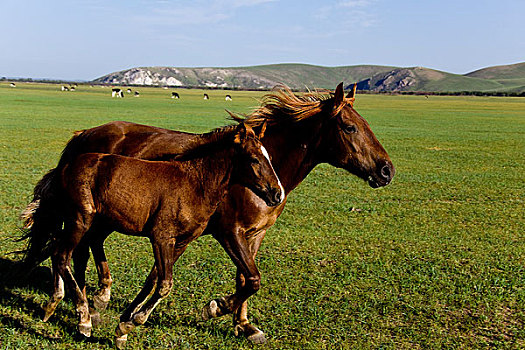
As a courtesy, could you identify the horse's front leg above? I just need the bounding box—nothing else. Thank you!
[232,230,267,344]
[202,229,267,343]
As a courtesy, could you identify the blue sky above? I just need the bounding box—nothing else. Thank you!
[1,0,524,80]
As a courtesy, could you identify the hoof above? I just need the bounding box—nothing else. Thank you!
[115,334,128,349]
[78,323,92,338]
[248,331,267,344]
[93,294,110,311]
[202,297,229,321]
[42,301,58,322]
[234,323,267,344]
[90,308,102,326]
[201,300,218,321]
[43,309,54,322]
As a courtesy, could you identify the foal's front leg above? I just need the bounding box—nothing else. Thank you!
[202,229,266,343]
[115,238,182,349]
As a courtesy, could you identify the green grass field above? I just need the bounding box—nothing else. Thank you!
[0,82,523,349]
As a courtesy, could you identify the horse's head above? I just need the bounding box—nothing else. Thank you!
[322,83,394,188]
[232,122,285,206]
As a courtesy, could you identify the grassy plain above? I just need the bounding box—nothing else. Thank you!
[0,82,523,349]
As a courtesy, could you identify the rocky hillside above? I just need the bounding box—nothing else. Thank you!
[355,67,503,92]
[92,64,396,90]
[93,62,525,92]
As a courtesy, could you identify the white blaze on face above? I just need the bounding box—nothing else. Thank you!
[260,145,285,203]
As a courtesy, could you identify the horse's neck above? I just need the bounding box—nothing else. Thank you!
[263,125,321,193]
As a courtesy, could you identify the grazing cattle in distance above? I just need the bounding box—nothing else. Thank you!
[134,91,140,97]
[225,95,232,101]
[61,86,69,91]
[203,93,209,100]
[10,83,16,87]
[112,88,124,98]
[127,88,132,93]
[171,92,180,99]
[70,86,76,91]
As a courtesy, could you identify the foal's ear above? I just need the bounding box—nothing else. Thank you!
[234,123,245,144]
[234,123,251,144]
[258,120,267,139]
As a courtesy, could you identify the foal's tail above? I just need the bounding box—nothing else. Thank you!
[19,129,85,270]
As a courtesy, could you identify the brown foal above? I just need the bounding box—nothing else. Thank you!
[39,123,283,347]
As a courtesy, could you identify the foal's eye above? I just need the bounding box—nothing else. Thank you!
[343,124,357,134]
[250,157,261,165]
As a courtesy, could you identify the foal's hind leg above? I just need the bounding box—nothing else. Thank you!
[90,229,113,311]
[53,211,95,337]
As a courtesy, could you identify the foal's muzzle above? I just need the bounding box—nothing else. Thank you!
[265,187,284,207]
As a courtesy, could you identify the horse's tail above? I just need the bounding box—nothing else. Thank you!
[20,129,85,230]
[18,129,85,270]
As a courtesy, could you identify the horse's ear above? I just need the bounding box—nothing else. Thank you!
[346,83,357,99]
[258,120,267,139]
[334,82,344,107]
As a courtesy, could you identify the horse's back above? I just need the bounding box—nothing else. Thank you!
[63,121,197,163]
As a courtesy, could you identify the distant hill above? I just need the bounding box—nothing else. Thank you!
[93,62,525,92]
[92,64,396,90]
[355,67,503,92]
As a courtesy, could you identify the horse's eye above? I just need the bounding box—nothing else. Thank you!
[250,157,261,165]
[343,124,357,134]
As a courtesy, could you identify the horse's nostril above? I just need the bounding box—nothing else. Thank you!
[381,164,391,179]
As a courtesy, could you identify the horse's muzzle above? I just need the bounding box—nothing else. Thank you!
[368,163,395,188]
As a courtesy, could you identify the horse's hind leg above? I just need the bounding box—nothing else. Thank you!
[43,254,65,322]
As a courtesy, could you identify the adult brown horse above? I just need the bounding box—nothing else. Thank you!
[34,122,284,347]
[21,83,394,344]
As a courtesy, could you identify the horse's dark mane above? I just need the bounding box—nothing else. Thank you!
[228,85,336,130]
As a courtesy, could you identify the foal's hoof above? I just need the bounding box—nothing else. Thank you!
[90,308,102,327]
[78,324,92,338]
[202,297,229,321]
[234,323,267,344]
[201,299,219,321]
[42,309,54,322]
[115,334,128,349]
[93,294,110,311]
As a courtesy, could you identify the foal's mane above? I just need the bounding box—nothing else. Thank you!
[229,85,335,130]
